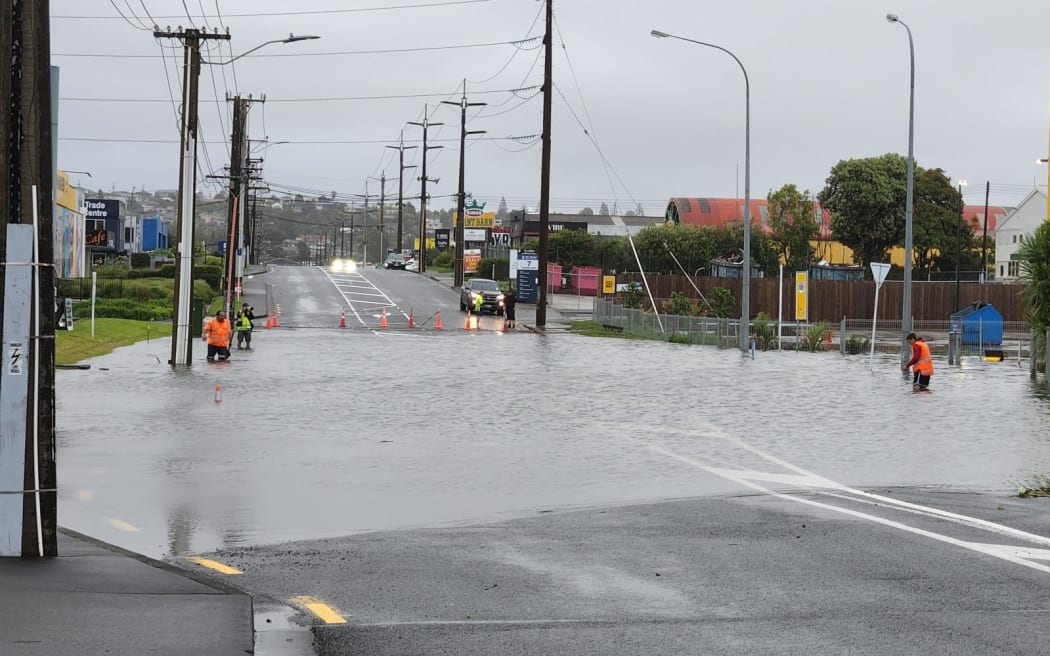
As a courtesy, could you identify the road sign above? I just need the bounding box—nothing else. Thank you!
[218,240,227,255]
[870,262,890,287]
[795,271,808,322]
[603,275,615,295]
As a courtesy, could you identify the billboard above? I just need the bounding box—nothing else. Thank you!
[435,229,450,250]
[463,228,487,242]
[464,248,482,274]
[85,199,121,251]
[453,199,495,228]
[523,219,588,235]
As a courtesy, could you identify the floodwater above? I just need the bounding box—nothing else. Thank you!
[56,324,1050,559]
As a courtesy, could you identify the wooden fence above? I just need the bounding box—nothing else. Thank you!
[616,274,1027,323]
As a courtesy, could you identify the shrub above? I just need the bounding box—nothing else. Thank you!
[752,312,778,350]
[844,334,870,355]
[73,298,171,321]
[621,282,644,309]
[477,257,509,280]
[700,287,735,318]
[433,250,453,267]
[130,252,151,268]
[663,291,697,316]
[802,321,832,352]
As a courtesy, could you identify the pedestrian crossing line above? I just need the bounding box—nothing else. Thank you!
[187,557,243,576]
[104,517,140,533]
[290,595,348,624]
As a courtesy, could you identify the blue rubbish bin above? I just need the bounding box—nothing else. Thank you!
[949,301,1002,346]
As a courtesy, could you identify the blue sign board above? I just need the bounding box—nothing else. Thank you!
[516,251,539,303]
[218,240,227,255]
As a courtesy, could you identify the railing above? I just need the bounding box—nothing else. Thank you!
[594,298,1041,367]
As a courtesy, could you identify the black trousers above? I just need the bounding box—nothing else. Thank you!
[207,343,231,360]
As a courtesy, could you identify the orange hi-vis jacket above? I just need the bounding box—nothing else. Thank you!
[914,340,934,375]
[203,317,232,346]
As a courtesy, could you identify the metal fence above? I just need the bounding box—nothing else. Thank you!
[593,298,1045,371]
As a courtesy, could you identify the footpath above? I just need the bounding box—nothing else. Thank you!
[0,529,252,655]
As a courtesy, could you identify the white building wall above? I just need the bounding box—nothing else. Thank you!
[994,189,1046,280]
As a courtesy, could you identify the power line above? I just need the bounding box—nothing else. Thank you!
[108,0,151,30]
[55,0,493,20]
[53,39,518,59]
[58,87,527,103]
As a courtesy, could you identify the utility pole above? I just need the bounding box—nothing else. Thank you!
[0,0,58,557]
[368,173,391,259]
[155,27,230,367]
[386,133,417,254]
[537,0,553,326]
[981,180,990,283]
[223,95,247,318]
[408,106,443,273]
[443,82,487,287]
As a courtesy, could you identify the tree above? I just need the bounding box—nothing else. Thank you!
[1019,222,1050,369]
[599,202,610,216]
[496,196,509,220]
[817,153,908,270]
[911,168,964,274]
[766,183,817,274]
[548,229,594,268]
[579,207,595,216]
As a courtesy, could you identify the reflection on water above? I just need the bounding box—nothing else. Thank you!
[56,327,1050,558]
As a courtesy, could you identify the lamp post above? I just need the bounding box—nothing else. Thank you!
[955,179,968,310]
[201,34,320,66]
[652,29,751,351]
[886,13,916,364]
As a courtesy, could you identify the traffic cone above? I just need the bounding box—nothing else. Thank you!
[464,309,473,331]
[502,317,509,333]
[408,308,416,328]
[339,311,347,328]
[273,306,280,327]
[434,309,443,330]
[214,385,222,403]
[380,307,388,329]
[265,313,272,330]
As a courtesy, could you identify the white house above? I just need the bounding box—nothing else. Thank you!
[995,188,1047,280]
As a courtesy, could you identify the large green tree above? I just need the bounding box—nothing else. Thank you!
[547,229,595,269]
[817,153,908,269]
[912,168,966,274]
[766,183,817,274]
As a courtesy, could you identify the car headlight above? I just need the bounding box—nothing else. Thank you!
[330,259,344,272]
[496,293,505,301]
[345,260,357,272]
[471,292,480,299]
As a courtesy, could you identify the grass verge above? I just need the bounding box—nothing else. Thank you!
[56,318,172,365]
[1016,476,1050,498]
[567,320,647,339]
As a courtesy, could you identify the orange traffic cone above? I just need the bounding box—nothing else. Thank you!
[380,307,388,329]
[214,385,222,403]
[265,313,273,329]
[434,309,443,330]
[339,311,347,328]
[464,309,473,331]
[408,308,416,328]
[273,306,280,327]
[502,318,509,333]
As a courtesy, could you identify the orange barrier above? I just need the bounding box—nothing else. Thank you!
[434,309,443,330]
[380,307,388,329]
[464,310,472,331]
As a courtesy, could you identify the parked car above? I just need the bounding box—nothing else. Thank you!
[384,253,406,269]
[460,278,505,315]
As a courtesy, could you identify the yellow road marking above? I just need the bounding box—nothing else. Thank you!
[290,596,348,624]
[78,490,94,501]
[105,517,140,532]
[187,557,243,575]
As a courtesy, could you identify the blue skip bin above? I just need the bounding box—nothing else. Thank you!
[949,301,1002,347]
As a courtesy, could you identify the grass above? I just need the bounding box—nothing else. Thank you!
[1015,476,1050,498]
[56,318,172,365]
[567,320,648,340]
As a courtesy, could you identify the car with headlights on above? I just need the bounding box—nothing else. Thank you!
[459,278,504,315]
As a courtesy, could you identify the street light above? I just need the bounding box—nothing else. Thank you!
[955,179,968,310]
[652,29,752,352]
[886,13,917,364]
[201,34,320,65]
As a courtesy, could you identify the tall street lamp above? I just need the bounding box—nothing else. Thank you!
[955,179,968,310]
[886,13,916,363]
[652,29,751,351]
[201,34,320,65]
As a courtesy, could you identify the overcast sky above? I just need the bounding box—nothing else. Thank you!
[51,0,1050,215]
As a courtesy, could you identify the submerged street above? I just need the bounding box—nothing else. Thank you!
[55,266,1050,655]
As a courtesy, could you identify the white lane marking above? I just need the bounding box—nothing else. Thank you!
[688,428,1050,549]
[322,267,406,325]
[651,445,1050,576]
[320,268,366,326]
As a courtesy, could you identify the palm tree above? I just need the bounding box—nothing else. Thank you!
[1018,222,1050,374]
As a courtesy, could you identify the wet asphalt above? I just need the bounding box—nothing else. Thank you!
[54,265,1050,655]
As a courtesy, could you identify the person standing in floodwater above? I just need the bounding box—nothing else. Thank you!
[902,332,934,392]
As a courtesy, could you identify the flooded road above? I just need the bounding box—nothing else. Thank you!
[54,267,1050,559]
